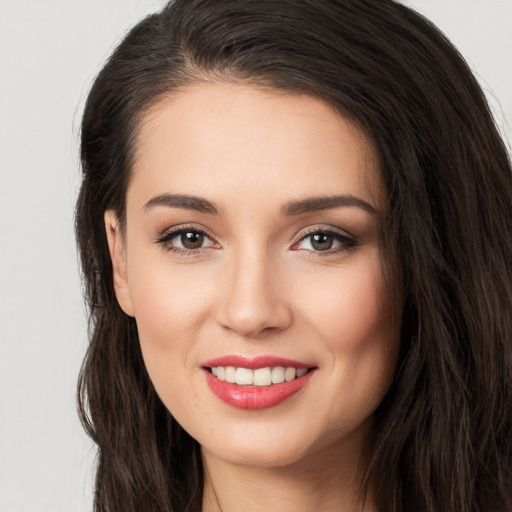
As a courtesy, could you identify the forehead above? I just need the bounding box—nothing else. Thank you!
[128,82,383,211]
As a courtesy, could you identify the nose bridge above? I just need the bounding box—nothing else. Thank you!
[218,242,292,337]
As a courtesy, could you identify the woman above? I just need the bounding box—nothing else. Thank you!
[75,0,512,511]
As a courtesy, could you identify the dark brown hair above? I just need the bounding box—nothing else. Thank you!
[76,1,512,511]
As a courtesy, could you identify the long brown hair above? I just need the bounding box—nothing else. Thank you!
[75,1,512,511]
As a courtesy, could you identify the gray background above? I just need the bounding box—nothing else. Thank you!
[0,1,510,511]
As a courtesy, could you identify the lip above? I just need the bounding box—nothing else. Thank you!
[201,355,312,370]
[201,355,316,410]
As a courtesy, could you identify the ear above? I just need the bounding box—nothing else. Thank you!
[104,210,135,317]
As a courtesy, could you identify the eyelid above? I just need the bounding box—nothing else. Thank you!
[290,225,357,252]
[156,222,214,239]
[154,223,356,256]
[155,224,220,253]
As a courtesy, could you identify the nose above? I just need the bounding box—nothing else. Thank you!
[216,248,293,338]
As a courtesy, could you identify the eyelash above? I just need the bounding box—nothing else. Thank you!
[155,225,218,256]
[155,225,357,256]
[291,227,357,256]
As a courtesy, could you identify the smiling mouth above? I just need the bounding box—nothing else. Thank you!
[202,356,317,409]
[206,366,313,386]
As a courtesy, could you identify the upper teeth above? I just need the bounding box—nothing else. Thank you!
[211,366,308,386]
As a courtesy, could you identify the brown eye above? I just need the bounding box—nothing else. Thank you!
[293,228,356,254]
[157,227,218,253]
[181,231,204,249]
[310,233,334,251]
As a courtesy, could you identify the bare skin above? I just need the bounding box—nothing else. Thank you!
[105,82,399,512]
[202,426,375,512]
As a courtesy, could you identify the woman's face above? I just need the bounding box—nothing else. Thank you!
[106,83,400,468]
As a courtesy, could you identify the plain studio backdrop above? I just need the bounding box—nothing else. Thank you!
[0,1,510,511]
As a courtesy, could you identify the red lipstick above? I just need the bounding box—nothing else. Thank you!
[202,355,311,370]
[201,355,316,410]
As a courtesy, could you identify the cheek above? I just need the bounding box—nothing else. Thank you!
[305,255,394,341]
[298,251,399,391]
[127,243,211,337]
[124,247,213,383]
[126,257,213,421]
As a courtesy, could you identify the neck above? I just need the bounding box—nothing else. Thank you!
[201,437,376,512]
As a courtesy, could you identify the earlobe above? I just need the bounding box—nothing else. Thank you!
[104,210,135,317]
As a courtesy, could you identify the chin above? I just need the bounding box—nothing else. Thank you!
[198,414,366,470]
[203,435,313,468]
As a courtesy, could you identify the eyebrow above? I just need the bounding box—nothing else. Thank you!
[281,195,378,216]
[143,193,377,216]
[144,193,220,214]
